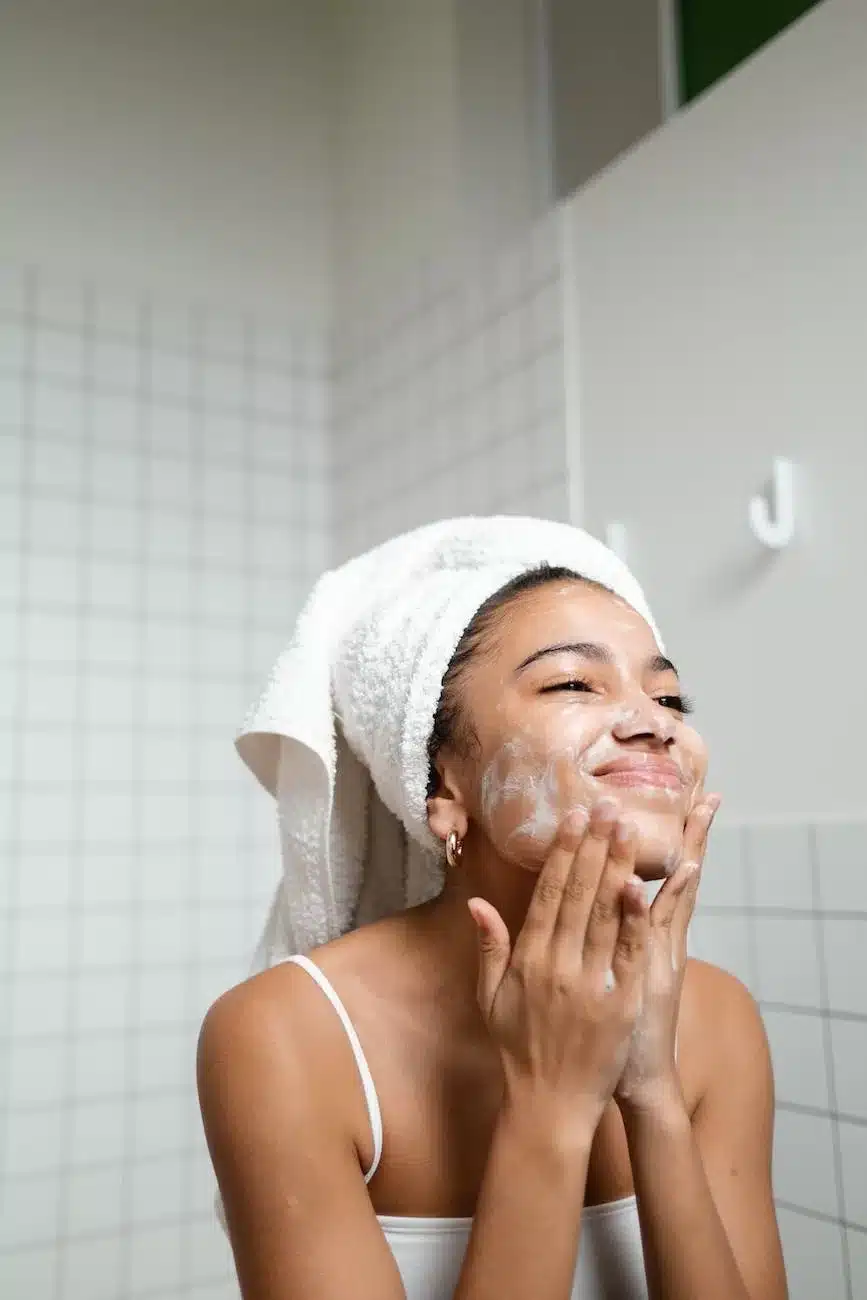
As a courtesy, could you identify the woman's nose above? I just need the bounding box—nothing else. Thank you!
[610,700,676,744]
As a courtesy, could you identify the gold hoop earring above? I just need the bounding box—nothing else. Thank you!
[445,829,464,869]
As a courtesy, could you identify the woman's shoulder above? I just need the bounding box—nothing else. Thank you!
[683,956,760,1022]
[681,958,768,1101]
[198,914,416,1114]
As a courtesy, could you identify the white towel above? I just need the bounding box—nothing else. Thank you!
[237,515,661,968]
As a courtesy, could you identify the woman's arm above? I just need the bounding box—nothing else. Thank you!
[621,963,788,1300]
[453,1093,596,1300]
[198,978,406,1300]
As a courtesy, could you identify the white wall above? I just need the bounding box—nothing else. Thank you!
[0,4,334,1297]
[331,0,549,311]
[334,210,570,563]
[330,0,463,311]
[548,0,665,197]
[0,0,334,319]
[562,9,867,1289]
[563,0,867,824]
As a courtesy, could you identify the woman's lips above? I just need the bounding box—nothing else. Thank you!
[591,757,685,790]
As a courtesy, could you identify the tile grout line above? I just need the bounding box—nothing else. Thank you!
[776,1200,867,1237]
[116,290,154,1298]
[179,296,207,1295]
[809,823,853,1298]
[741,826,762,998]
[0,264,37,1236]
[51,276,96,1300]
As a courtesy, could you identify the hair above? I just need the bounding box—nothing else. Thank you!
[425,564,610,797]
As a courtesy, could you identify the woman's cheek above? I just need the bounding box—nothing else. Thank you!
[679,723,709,805]
[479,744,593,867]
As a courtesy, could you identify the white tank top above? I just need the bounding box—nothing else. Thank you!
[282,954,649,1300]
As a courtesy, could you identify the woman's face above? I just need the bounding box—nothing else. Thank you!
[453,581,708,880]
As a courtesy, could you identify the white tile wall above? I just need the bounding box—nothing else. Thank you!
[830,1019,867,1123]
[4,231,866,1300]
[333,209,569,561]
[762,1008,830,1111]
[0,264,329,1300]
[692,817,867,1294]
[777,1207,848,1300]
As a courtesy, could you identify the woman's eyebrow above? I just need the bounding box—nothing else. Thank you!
[646,653,680,677]
[514,641,612,674]
[513,644,681,677]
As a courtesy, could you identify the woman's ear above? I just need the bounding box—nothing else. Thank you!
[426,757,470,844]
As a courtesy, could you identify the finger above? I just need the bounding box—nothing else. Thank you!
[551,798,620,952]
[650,857,699,939]
[511,808,590,965]
[609,876,650,994]
[580,816,639,973]
[670,796,719,946]
[681,795,720,872]
[468,898,511,1018]
[651,797,718,931]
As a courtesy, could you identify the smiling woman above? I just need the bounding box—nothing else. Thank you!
[425,566,708,883]
[196,517,787,1300]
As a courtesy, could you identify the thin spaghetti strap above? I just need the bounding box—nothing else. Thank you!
[278,954,383,1184]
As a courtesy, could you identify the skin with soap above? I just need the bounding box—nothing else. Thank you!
[432,580,707,891]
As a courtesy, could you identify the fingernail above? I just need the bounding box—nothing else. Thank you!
[613,818,634,847]
[594,797,619,820]
[564,808,589,835]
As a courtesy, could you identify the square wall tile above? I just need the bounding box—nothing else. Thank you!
[848,1228,867,1300]
[748,821,816,915]
[760,1009,829,1110]
[4,1106,65,1177]
[830,1018,867,1121]
[773,1109,839,1217]
[65,1165,126,1235]
[699,824,747,908]
[815,822,867,911]
[69,1098,127,1167]
[776,1207,847,1300]
[60,1233,123,1300]
[0,1244,58,1296]
[753,916,821,1008]
[823,919,867,1016]
[133,1026,193,1093]
[131,1155,185,1223]
[128,1222,183,1296]
[8,1037,68,1107]
[687,912,754,992]
[72,1032,128,1100]
[74,970,133,1033]
[10,971,69,1037]
[132,1092,188,1160]
[0,1171,60,1248]
[186,1213,235,1284]
[839,1118,867,1228]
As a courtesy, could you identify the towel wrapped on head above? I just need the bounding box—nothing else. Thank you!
[238,515,661,968]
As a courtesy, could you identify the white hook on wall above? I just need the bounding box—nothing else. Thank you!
[748,457,796,550]
[604,521,628,562]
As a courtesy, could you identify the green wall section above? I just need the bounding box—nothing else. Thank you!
[679,0,822,102]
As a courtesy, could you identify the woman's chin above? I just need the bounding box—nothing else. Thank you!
[630,809,686,879]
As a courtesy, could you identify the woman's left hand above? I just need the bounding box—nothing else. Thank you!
[613,795,721,1115]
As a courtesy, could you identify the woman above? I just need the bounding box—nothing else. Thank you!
[198,517,787,1300]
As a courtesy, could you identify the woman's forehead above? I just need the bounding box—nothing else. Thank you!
[488,582,654,663]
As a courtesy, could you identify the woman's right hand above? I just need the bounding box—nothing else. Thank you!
[467,799,650,1131]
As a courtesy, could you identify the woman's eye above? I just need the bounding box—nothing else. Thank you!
[540,679,593,695]
[656,694,694,716]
